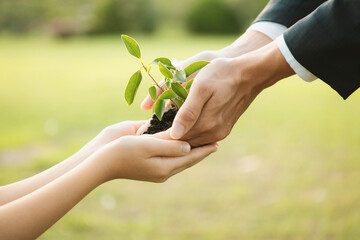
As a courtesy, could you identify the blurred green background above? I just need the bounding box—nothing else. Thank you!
[0,0,359,239]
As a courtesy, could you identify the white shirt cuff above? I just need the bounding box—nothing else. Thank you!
[247,21,287,40]
[275,35,317,82]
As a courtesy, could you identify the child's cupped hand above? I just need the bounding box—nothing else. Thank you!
[88,130,218,183]
[75,121,146,159]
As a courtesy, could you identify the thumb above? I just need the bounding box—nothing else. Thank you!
[170,82,211,139]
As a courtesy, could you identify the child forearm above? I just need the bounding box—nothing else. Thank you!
[0,157,105,240]
[0,147,93,206]
[0,124,120,206]
[0,122,217,239]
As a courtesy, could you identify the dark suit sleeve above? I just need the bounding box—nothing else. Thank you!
[284,0,360,99]
[254,0,327,27]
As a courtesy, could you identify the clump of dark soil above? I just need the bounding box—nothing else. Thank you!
[143,107,178,134]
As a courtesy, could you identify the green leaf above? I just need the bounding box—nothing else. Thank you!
[154,99,166,120]
[149,86,157,101]
[121,35,141,59]
[171,82,188,99]
[185,79,194,90]
[174,98,184,108]
[159,89,177,99]
[174,70,187,82]
[184,61,210,77]
[159,62,173,79]
[165,79,171,88]
[153,57,172,66]
[125,70,142,105]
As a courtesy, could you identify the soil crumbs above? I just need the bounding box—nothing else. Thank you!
[144,107,177,134]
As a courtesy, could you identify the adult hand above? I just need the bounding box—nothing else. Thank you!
[141,31,273,111]
[170,42,294,146]
[140,50,219,111]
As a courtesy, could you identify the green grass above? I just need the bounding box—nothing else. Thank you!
[0,34,359,240]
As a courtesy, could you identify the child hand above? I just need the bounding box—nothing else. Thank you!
[76,121,145,159]
[89,135,218,183]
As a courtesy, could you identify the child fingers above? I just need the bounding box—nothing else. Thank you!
[140,94,155,110]
[151,129,172,140]
[129,120,147,131]
[136,121,151,135]
[167,143,218,176]
[142,137,191,157]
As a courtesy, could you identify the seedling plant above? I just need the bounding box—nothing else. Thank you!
[121,35,209,121]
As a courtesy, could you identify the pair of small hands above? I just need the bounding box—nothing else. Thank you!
[81,121,218,183]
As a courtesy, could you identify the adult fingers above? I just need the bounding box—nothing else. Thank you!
[170,81,212,140]
[140,137,191,157]
[167,143,218,176]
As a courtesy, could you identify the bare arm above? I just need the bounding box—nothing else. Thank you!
[0,130,217,239]
[0,121,144,206]
[0,156,104,240]
[0,150,88,206]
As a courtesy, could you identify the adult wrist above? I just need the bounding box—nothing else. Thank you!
[218,30,273,58]
[233,41,295,92]
[197,50,222,62]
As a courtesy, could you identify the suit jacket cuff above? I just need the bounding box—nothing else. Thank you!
[275,35,317,82]
[247,21,287,40]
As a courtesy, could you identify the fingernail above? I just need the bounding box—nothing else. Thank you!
[170,123,185,139]
[182,143,191,153]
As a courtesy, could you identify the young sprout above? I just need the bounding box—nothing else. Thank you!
[121,34,209,120]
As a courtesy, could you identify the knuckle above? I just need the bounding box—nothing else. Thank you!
[102,125,114,133]
[196,81,210,92]
[117,136,134,148]
[212,57,229,66]
[154,175,168,183]
[203,121,217,132]
[154,168,170,183]
[153,177,167,183]
[199,50,216,60]
[180,107,198,123]
[215,129,228,141]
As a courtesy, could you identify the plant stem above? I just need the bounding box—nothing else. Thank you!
[141,60,178,110]
[141,61,165,92]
